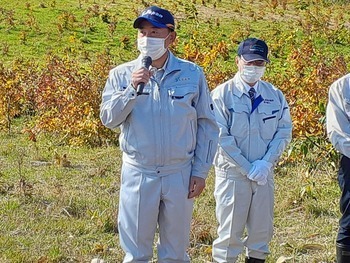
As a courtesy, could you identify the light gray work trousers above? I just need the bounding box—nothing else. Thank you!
[212,170,274,262]
[118,163,194,263]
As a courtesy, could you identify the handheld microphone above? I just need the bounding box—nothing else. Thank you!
[137,56,152,96]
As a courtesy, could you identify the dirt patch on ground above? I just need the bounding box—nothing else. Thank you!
[175,2,350,31]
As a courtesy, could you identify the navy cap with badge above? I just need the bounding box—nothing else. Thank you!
[133,6,175,31]
[237,38,270,63]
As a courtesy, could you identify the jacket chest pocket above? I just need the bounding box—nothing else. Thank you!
[257,105,279,139]
[228,103,249,137]
[167,86,197,115]
[168,86,197,99]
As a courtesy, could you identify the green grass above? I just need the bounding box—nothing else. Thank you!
[1,0,349,262]
[0,122,123,262]
[0,121,341,262]
[2,0,350,68]
[0,0,136,64]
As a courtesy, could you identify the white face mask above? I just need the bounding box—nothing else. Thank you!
[137,34,170,60]
[240,65,266,84]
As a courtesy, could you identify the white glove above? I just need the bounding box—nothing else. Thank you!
[257,176,267,186]
[248,160,272,185]
[248,168,267,185]
[247,165,263,181]
[254,160,272,175]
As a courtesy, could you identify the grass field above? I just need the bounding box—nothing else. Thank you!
[1,0,349,262]
[0,120,342,262]
[0,119,342,262]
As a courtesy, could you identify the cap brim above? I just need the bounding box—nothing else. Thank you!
[242,54,270,63]
[133,17,168,29]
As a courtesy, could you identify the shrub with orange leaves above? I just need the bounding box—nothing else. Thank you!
[0,59,40,133]
[271,40,347,139]
[30,54,115,146]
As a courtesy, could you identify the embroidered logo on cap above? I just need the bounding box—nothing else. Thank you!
[142,10,163,18]
[250,44,265,54]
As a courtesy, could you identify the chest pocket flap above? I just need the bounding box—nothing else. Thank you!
[257,104,280,115]
[230,103,250,114]
[168,86,197,99]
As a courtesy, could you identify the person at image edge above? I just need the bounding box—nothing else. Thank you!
[326,73,350,263]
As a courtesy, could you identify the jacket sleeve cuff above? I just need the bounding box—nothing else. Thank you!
[124,84,136,99]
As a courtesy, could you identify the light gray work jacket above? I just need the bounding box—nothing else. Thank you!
[211,73,292,177]
[100,52,218,178]
[326,73,350,157]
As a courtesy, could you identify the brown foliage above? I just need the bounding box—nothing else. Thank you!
[0,38,347,148]
[32,55,115,145]
[0,54,115,145]
[275,40,347,138]
[0,59,40,133]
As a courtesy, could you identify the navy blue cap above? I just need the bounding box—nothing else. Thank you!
[133,6,175,30]
[237,38,270,62]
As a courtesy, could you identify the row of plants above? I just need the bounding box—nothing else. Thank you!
[0,0,350,161]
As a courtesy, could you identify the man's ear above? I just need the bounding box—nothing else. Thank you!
[169,31,176,42]
[235,56,240,66]
[166,31,176,48]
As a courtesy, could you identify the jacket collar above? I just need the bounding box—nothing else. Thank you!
[231,73,261,97]
[231,73,246,98]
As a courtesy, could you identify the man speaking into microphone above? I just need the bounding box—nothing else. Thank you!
[99,6,218,263]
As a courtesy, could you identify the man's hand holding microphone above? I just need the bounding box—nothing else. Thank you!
[132,56,152,96]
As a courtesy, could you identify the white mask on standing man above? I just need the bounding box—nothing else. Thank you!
[137,34,170,61]
[240,64,266,84]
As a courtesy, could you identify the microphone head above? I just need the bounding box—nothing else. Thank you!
[142,56,152,68]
